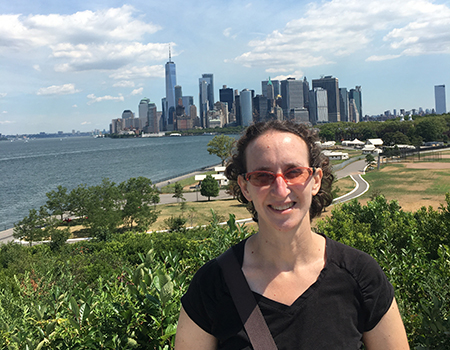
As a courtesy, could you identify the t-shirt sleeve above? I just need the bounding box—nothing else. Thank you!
[181,259,221,335]
[355,251,395,331]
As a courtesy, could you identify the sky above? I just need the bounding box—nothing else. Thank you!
[1,0,450,135]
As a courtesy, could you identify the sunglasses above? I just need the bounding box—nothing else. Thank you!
[243,166,316,187]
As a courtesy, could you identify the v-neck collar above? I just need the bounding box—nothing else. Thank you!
[232,233,330,312]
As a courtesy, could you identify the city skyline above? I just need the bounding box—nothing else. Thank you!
[1,0,450,135]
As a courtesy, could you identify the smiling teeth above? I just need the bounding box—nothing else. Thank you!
[271,203,295,211]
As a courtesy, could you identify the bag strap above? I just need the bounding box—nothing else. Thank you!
[217,247,278,350]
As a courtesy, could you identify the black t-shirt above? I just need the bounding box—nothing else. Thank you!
[181,234,394,349]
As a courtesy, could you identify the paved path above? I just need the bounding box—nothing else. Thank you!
[333,159,370,204]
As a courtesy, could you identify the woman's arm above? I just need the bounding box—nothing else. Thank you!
[362,298,409,350]
[175,306,218,350]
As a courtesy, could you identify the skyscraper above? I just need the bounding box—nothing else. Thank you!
[262,79,280,99]
[240,89,253,127]
[309,88,328,124]
[199,74,214,128]
[435,85,447,114]
[280,78,304,120]
[339,88,349,122]
[312,76,340,122]
[219,85,234,113]
[349,86,362,121]
[164,49,177,131]
[139,98,150,130]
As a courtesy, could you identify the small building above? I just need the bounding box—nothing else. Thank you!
[362,144,382,154]
[195,167,228,186]
[322,150,349,160]
[366,138,384,147]
[341,139,365,148]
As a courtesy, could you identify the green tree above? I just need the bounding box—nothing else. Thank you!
[45,185,71,220]
[69,179,122,239]
[172,182,185,204]
[13,207,48,245]
[415,116,447,142]
[119,176,160,231]
[365,153,376,165]
[207,135,235,165]
[200,174,220,201]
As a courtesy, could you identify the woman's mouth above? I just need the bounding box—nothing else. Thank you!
[269,202,295,211]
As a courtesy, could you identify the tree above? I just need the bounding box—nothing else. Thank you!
[45,185,71,220]
[119,176,160,232]
[172,182,185,204]
[69,179,122,240]
[207,135,235,165]
[200,174,220,201]
[13,207,48,246]
[365,153,376,165]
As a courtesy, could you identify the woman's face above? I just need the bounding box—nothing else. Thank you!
[238,130,322,233]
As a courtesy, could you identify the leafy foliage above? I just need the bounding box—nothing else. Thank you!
[206,134,235,165]
[200,174,220,201]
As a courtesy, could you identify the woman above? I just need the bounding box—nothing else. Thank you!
[175,120,409,349]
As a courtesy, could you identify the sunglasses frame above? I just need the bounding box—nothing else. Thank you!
[243,166,316,187]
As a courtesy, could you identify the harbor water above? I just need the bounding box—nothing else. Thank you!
[0,135,224,230]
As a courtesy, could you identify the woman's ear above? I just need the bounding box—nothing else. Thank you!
[237,175,252,202]
[311,168,323,196]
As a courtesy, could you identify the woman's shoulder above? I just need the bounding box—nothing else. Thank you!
[323,234,387,284]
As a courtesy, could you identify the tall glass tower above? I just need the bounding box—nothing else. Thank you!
[165,49,177,130]
[199,74,214,128]
[312,76,340,122]
[435,85,447,114]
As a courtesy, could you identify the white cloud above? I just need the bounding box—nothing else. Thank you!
[0,93,6,98]
[72,104,78,108]
[233,0,450,71]
[0,119,13,124]
[223,27,232,37]
[33,65,41,71]
[0,6,170,73]
[109,65,164,80]
[113,81,135,88]
[37,83,81,96]
[131,88,143,95]
[81,121,92,125]
[366,54,402,62]
[87,93,124,105]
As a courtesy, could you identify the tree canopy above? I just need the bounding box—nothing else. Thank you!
[207,135,235,165]
[200,174,220,201]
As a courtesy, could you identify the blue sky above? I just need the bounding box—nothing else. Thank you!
[1,0,449,134]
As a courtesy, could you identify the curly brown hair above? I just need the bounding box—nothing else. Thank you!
[224,120,334,222]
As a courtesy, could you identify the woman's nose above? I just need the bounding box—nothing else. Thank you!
[271,174,290,196]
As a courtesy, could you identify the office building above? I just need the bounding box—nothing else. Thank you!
[234,91,241,126]
[349,86,362,120]
[280,78,304,120]
[253,94,268,122]
[312,76,340,122]
[175,85,183,106]
[262,79,280,98]
[199,74,214,128]
[339,88,349,122]
[349,99,360,123]
[302,77,310,111]
[219,85,234,113]
[309,88,328,124]
[240,89,253,127]
[199,79,209,128]
[182,96,194,117]
[147,102,159,133]
[164,50,177,131]
[435,85,447,114]
[139,98,150,129]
